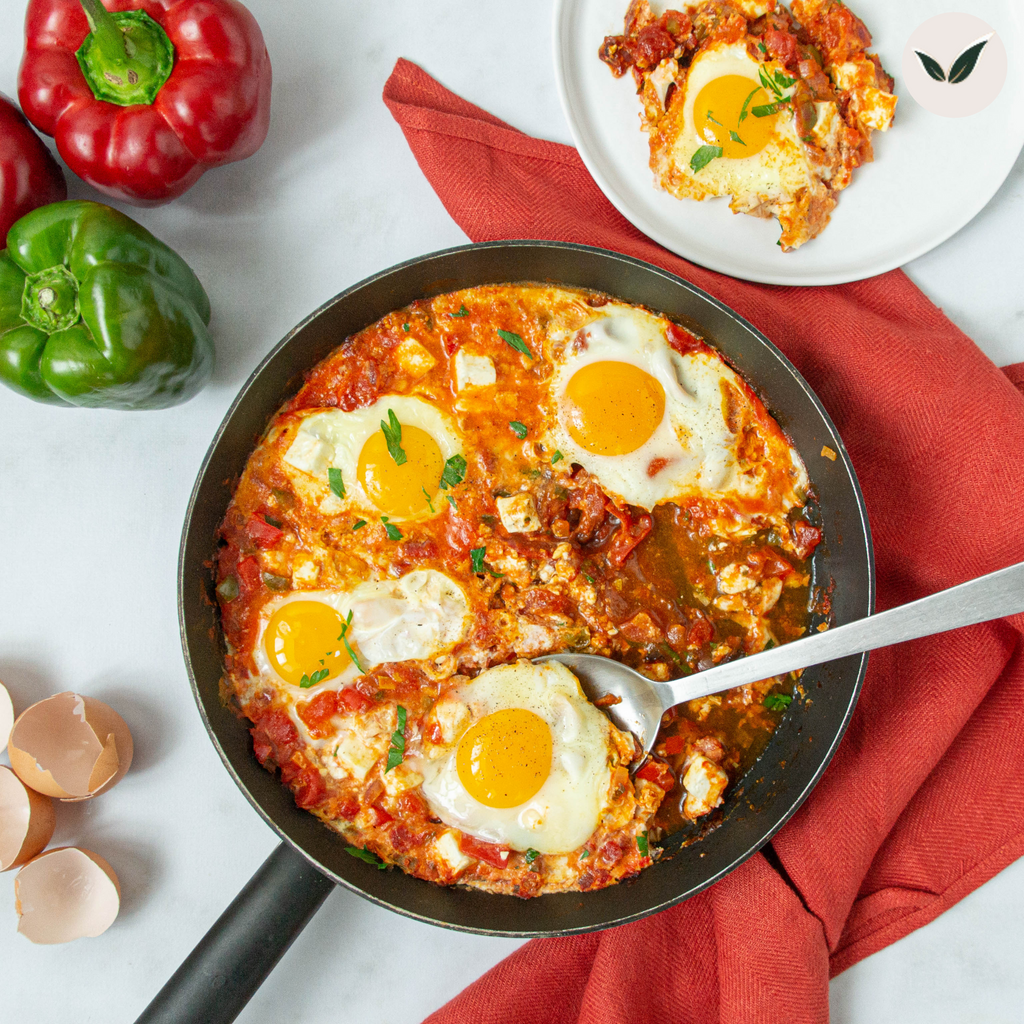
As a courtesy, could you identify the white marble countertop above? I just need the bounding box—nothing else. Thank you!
[1,1,1022,1020]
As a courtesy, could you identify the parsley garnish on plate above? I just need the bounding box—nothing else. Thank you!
[637,832,650,856]
[328,467,345,499]
[509,420,528,439]
[299,667,329,688]
[402,322,410,332]
[445,494,457,509]
[385,706,407,773]
[450,304,469,318]
[470,547,487,573]
[352,519,367,531]
[346,846,387,870]
[729,130,746,145]
[551,450,564,465]
[751,102,782,117]
[337,608,365,674]
[764,692,793,711]
[421,486,435,513]
[497,328,533,359]
[689,144,722,173]
[738,86,759,123]
[380,409,406,466]
[381,516,403,541]
[439,454,467,489]
[524,848,541,871]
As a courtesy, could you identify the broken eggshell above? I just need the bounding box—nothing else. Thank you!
[15,847,120,944]
[8,692,133,801]
[0,766,56,871]
[0,682,13,755]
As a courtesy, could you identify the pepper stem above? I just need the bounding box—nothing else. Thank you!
[75,1,175,107]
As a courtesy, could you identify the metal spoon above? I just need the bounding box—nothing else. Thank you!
[537,560,1024,756]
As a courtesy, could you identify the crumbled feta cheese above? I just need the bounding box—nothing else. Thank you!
[433,831,472,875]
[395,338,436,378]
[496,493,540,533]
[454,350,496,391]
[292,555,320,587]
[382,761,424,797]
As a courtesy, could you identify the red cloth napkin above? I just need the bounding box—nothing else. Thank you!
[383,58,1024,1023]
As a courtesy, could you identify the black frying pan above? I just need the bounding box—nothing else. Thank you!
[145,242,874,1023]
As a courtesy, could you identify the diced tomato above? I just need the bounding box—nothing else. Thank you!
[687,616,714,648]
[661,734,686,756]
[334,796,360,820]
[292,767,327,809]
[367,804,393,826]
[457,833,511,869]
[763,28,801,68]
[397,791,427,820]
[596,838,627,868]
[636,759,675,791]
[236,555,262,593]
[297,691,341,737]
[633,23,676,68]
[246,514,283,548]
[606,503,652,568]
[665,322,706,357]
[568,474,607,538]
[337,687,375,714]
[427,722,444,745]
[250,709,298,765]
[791,520,823,560]
[389,824,418,853]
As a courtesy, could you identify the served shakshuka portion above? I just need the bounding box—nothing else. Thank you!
[214,285,822,896]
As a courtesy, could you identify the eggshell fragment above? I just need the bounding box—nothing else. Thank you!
[8,692,134,801]
[0,767,55,871]
[15,847,120,944]
[0,682,12,754]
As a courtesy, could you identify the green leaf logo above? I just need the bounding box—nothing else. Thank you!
[914,33,993,85]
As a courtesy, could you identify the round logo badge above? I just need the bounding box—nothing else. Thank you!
[902,13,1007,118]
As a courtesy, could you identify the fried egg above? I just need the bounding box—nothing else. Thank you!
[253,570,471,690]
[547,306,807,510]
[418,661,620,855]
[282,397,462,520]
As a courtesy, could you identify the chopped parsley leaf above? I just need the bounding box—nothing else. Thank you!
[497,328,533,359]
[352,519,367,531]
[582,573,595,584]
[689,144,722,173]
[764,638,776,650]
[337,608,366,674]
[551,450,564,465]
[450,304,469,318]
[422,486,435,513]
[751,102,782,117]
[509,420,528,439]
[402,322,410,332]
[299,667,329,688]
[439,454,467,489]
[706,111,723,126]
[445,494,457,509]
[380,516,403,541]
[470,547,487,573]
[380,409,406,466]
[580,849,590,859]
[524,848,541,870]
[385,705,407,773]
[637,832,650,856]
[739,86,760,123]
[346,845,387,870]
[764,693,793,711]
[264,513,283,529]
[729,130,746,145]
[328,467,345,499]
[757,41,767,53]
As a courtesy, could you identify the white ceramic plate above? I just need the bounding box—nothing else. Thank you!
[554,0,1024,285]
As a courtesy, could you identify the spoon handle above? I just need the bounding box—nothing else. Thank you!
[653,560,1024,711]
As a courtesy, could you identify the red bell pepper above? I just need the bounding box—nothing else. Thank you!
[0,95,66,246]
[18,0,271,205]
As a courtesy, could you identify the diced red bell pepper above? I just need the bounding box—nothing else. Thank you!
[660,734,686,756]
[791,519,823,560]
[605,501,653,568]
[457,833,511,869]
[636,759,675,791]
[367,804,393,827]
[235,555,263,594]
[249,709,297,766]
[297,691,340,738]
[246,514,283,548]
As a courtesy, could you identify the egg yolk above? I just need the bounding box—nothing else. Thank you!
[264,601,350,686]
[357,423,445,517]
[564,360,666,456]
[693,75,777,159]
[456,708,553,808]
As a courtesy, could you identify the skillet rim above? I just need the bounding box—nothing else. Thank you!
[178,239,875,936]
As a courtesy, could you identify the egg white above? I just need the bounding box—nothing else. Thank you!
[253,570,471,694]
[281,396,462,521]
[418,661,616,855]
[548,307,773,509]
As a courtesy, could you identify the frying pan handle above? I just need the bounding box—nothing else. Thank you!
[134,842,335,1024]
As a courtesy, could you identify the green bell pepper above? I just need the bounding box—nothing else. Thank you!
[0,200,214,409]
